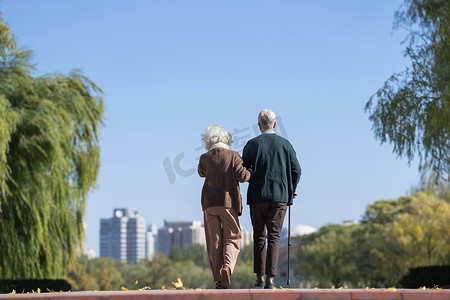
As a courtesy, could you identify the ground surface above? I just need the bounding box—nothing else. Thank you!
[0,289,449,300]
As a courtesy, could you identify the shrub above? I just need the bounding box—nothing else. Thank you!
[0,279,71,293]
[399,266,450,288]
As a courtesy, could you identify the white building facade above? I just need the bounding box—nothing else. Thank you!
[100,208,146,263]
[240,227,253,247]
[145,224,158,261]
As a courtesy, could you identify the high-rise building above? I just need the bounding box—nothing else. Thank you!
[146,224,158,261]
[240,227,253,247]
[100,208,146,263]
[157,220,205,256]
[75,222,88,257]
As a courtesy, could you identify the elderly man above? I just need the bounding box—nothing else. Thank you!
[242,109,301,289]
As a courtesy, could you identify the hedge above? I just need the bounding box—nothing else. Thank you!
[399,266,450,288]
[0,279,71,293]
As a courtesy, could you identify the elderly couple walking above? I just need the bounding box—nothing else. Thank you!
[198,109,302,289]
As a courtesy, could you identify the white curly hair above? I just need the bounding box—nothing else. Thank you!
[201,124,233,150]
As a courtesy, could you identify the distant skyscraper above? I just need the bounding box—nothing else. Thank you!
[240,227,253,247]
[157,220,206,256]
[100,208,146,263]
[75,222,88,257]
[146,224,158,261]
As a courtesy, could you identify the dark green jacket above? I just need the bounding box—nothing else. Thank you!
[242,133,301,206]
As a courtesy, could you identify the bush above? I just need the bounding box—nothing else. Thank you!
[0,279,71,293]
[399,266,450,288]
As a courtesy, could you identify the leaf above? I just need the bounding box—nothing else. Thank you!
[171,277,184,289]
[121,287,128,291]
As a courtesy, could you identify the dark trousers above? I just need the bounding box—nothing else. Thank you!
[250,202,287,277]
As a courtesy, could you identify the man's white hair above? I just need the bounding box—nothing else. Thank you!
[258,109,276,130]
[201,124,233,150]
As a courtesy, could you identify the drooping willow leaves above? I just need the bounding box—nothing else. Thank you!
[0,16,104,278]
[365,0,450,182]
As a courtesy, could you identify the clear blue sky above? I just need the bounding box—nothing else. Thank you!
[1,0,419,256]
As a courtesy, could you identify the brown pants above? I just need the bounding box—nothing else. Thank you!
[250,202,287,277]
[203,207,241,281]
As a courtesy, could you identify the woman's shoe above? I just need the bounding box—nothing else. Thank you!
[221,265,231,288]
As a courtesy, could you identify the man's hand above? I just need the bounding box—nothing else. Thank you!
[293,192,298,199]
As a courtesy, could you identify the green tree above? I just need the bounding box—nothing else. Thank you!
[117,260,149,290]
[0,17,104,278]
[231,261,254,288]
[171,260,211,288]
[296,191,450,288]
[361,192,450,286]
[143,254,176,288]
[157,245,255,289]
[297,225,359,287]
[362,196,412,224]
[236,244,253,265]
[96,262,124,291]
[72,249,255,291]
[65,257,99,291]
[84,258,125,291]
[170,244,209,269]
[365,0,450,181]
[391,192,450,266]
[361,215,410,286]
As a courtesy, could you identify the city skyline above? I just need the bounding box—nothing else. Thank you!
[97,208,258,260]
[1,0,421,257]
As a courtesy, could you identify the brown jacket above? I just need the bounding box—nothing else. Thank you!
[198,147,251,216]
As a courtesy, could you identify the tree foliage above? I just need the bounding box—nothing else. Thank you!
[296,225,359,287]
[296,191,450,287]
[170,244,209,268]
[365,0,450,181]
[65,258,99,291]
[66,245,256,291]
[0,16,104,278]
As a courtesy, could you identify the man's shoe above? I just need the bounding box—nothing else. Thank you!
[264,276,275,289]
[255,274,265,288]
[221,265,231,289]
[215,281,224,289]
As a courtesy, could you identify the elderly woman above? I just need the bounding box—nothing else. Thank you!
[198,125,251,289]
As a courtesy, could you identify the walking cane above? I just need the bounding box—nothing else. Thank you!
[287,204,291,286]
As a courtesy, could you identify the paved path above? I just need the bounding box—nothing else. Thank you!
[0,289,449,300]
